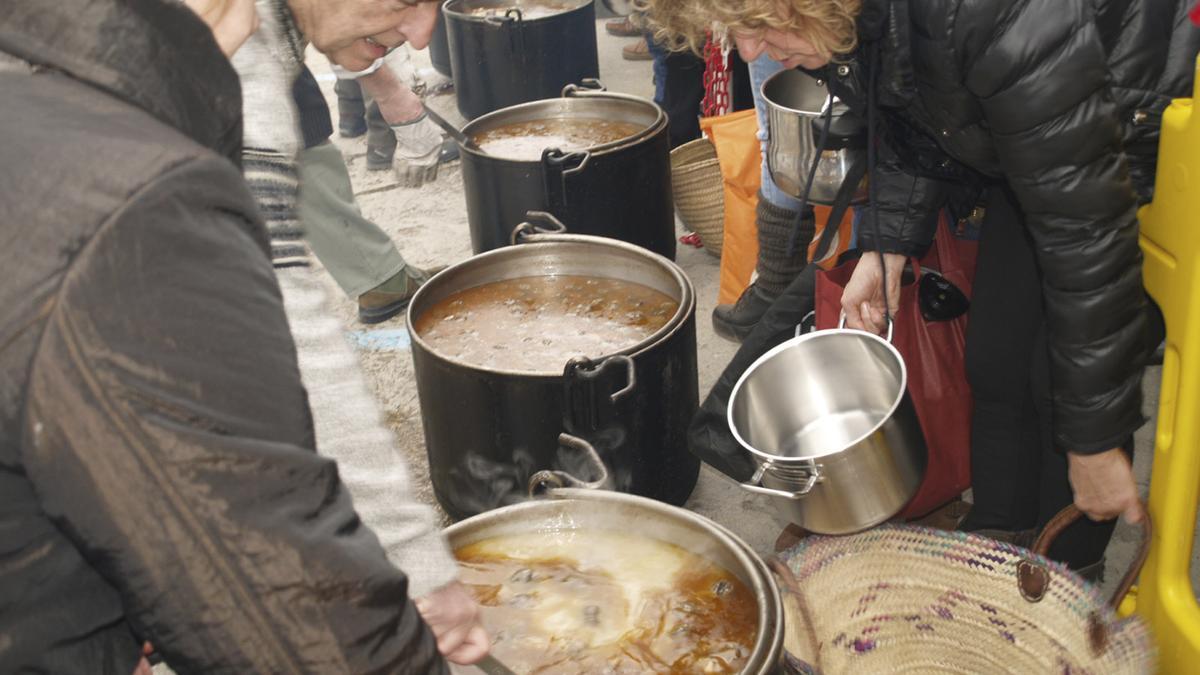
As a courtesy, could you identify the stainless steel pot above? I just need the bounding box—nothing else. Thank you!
[459,87,675,259]
[728,325,927,534]
[408,215,700,520]
[762,69,867,205]
[443,486,784,674]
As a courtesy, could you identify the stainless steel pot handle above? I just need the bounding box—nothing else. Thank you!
[565,354,636,403]
[837,311,894,343]
[561,78,607,97]
[483,8,522,24]
[739,460,821,500]
[528,433,611,495]
[510,211,568,244]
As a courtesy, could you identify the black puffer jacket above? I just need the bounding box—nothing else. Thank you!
[0,1,445,673]
[818,0,1198,453]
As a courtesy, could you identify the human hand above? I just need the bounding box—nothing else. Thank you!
[414,581,490,665]
[392,114,445,187]
[841,252,906,334]
[1067,448,1143,523]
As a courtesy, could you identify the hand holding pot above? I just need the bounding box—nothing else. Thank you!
[1068,448,1143,523]
[414,580,491,665]
[842,251,906,334]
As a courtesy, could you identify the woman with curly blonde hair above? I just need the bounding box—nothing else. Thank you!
[646,0,1198,574]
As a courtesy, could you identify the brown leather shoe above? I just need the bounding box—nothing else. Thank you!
[605,17,641,37]
[357,265,446,324]
[622,40,653,61]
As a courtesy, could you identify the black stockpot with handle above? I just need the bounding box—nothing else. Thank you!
[429,7,452,77]
[459,85,677,260]
[407,215,700,520]
[443,0,599,120]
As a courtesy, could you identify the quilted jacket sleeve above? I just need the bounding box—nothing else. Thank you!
[854,141,950,257]
[22,156,447,674]
[956,0,1150,452]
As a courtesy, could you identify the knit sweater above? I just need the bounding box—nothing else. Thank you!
[232,0,308,266]
[233,1,459,596]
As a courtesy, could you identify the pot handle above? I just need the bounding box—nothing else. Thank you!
[510,210,568,245]
[541,148,591,213]
[483,8,522,25]
[739,460,821,500]
[837,311,894,343]
[528,432,611,495]
[563,354,636,430]
[561,78,607,97]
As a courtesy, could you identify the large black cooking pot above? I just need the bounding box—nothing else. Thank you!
[460,87,676,259]
[408,216,700,520]
[444,0,599,120]
[429,7,452,77]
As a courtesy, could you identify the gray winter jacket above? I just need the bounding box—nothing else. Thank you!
[0,1,445,672]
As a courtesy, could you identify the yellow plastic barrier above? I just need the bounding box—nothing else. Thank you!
[1133,55,1200,671]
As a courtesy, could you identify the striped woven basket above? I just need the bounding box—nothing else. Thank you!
[670,137,724,257]
[772,506,1155,674]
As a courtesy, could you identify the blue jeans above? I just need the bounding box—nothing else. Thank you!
[748,55,803,212]
[647,34,668,107]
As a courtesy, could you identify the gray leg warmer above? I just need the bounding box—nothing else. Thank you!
[754,193,811,295]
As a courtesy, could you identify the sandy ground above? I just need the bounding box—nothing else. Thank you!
[300,20,1189,605]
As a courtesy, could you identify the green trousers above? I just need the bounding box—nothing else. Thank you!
[297,140,407,297]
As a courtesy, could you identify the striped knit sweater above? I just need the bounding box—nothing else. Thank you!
[232,0,308,266]
[229,2,461,596]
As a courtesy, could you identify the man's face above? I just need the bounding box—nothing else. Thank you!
[733,28,831,70]
[295,0,439,71]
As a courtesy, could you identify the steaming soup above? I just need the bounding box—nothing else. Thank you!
[472,118,646,161]
[413,275,678,373]
[457,530,758,674]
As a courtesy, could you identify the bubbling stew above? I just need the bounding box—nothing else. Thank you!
[413,275,678,373]
[457,530,758,674]
[472,118,646,161]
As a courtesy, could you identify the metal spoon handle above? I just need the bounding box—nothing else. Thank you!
[422,103,480,152]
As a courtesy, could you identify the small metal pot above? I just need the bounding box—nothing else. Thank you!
[444,485,784,674]
[444,0,599,120]
[762,69,867,205]
[728,324,927,534]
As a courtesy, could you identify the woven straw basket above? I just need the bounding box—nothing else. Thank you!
[670,137,724,257]
[772,506,1155,674]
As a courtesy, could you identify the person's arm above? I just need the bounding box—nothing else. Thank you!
[22,155,447,673]
[956,0,1146,520]
[840,143,950,331]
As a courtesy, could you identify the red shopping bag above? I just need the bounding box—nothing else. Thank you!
[815,215,978,519]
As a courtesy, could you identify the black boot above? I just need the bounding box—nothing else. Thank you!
[334,79,367,138]
[712,284,778,342]
[712,195,810,342]
[364,97,396,171]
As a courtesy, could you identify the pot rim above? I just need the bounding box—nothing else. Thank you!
[442,0,592,23]
[458,92,667,162]
[407,233,694,378]
[443,488,782,675]
[727,327,910,463]
[760,68,831,117]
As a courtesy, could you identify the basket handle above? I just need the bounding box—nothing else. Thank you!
[1017,503,1152,655]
